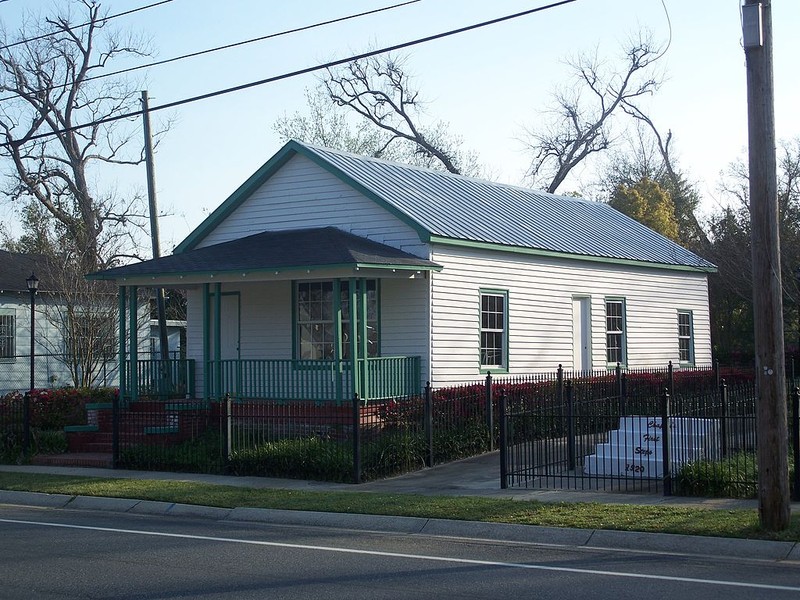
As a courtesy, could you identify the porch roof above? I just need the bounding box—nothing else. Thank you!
[88,226,441,283]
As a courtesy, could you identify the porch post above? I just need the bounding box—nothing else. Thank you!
[358,277,368,402]
[202,283,210,404]
[118,286,127,404]
[348,277,359,400]
[128,285,138,402]
[333,278,343,403]
[214,283,222,400]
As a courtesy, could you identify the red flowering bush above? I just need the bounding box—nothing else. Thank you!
[0,387,117,430]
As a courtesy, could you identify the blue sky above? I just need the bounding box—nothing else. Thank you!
[1,0,798,253]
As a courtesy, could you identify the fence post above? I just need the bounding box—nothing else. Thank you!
[793,385,800,501]
[661,387,672,496]
[485,372,494,451]
[424,382,434,467]
[667,360,675,400]
[566,379,576,471]
[556,364,564,419]
[112,389,119,469]
[499,388,508,489]
[225,393,233,471]
[352,394,362,484]
[616,362,624,417]
[22,391,31,455]
[720,379,728,459]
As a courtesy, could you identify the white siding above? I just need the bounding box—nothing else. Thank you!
[379,276,430,387]
[429,245,713,386]
[198,154,428,258]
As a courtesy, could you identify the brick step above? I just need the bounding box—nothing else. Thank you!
[31,453,113,469]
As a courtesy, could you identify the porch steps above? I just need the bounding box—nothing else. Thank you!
[30,452,113,469]
[583,416,721,478]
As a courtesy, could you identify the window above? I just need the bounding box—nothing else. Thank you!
[296,280,378,360]
[605,299,626,365]
[678,310,694,364]
[480,291,507,370]
[0,310,14,359]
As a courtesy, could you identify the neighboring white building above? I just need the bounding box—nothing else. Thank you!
[91,140,716,401]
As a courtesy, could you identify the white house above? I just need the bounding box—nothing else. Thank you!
[90,140,716,403]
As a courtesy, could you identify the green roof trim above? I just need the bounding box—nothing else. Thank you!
[428,236,718,274]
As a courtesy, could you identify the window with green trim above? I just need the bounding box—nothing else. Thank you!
[296,280,378,360]
[605,299,626,365]
[480,291,507,369]
[0,310,14,359]
[678,310,694,364]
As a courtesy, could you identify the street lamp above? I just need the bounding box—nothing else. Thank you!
[26,273,38,392]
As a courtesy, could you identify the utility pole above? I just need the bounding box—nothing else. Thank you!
[142,90,170,363]
[743,0,790,531]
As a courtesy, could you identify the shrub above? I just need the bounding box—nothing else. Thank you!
[674,452,758,499]
[119,428,223,474]
[230,437,352,482]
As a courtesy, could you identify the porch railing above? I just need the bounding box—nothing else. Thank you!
[206,356,421,403]
[125,359,196,400]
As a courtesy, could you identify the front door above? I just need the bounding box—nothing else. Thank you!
[210,292,240,360]
[572,297,591,372]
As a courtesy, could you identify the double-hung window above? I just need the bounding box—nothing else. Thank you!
[678,310,694,364]
[480,290,508,371]
[296,280,378,360]
[605,299,626,365]
[0,310,14,360]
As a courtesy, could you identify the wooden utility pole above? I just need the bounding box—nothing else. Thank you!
[142,90,170,362]
[743,0,790,530]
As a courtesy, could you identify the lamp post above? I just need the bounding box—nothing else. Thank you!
[23,272,38,454]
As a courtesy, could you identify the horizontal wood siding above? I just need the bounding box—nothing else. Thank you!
[429,246,712,386]
[378,277,430,390]
[198,154,428,258]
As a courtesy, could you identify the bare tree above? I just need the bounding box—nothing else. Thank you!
[523,33,664,193]
[0,0,159,272]
[320,53,484,177]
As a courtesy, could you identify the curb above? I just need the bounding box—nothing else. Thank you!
[1,490,797,562]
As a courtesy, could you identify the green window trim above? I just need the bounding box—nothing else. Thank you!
[479,289,509,373]
[293,279,379,361]
[678,310,695,365]
[605,297,627,367]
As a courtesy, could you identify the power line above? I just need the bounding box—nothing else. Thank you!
[0,0,174,52]
[2,0,578,149]
[0,0,421,103]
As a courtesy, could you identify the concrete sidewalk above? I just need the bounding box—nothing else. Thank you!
[1,452,798,563]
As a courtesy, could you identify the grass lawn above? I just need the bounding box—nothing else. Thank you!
[1,472,799,542]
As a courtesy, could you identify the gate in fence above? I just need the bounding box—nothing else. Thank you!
[496,364,781,498]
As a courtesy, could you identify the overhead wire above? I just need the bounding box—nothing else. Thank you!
[0,0,174,52]
[1,0,579,149]
[0,0,422,103]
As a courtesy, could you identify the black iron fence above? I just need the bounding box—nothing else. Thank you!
[497,364,798,499]
[111,383,495,483]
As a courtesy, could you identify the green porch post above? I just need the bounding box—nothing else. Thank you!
[118,286,127,404]
[128,285,138,402]
[348,277,359,400]
[358,277,368,403]
[214,283,222,400]
[334,278,343,403]
[202,283,210,405]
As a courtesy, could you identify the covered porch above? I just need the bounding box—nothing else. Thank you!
[90,227,440,404]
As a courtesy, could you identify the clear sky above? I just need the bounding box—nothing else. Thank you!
[1,0,799,254]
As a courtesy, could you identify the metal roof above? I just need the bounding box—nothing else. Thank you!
[299,142,715,271]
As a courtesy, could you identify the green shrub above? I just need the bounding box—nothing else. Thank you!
[230,437,352,482]
[674,452,758,499]
[119,429,223,474]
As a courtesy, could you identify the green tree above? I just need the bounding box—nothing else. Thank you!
[609,177,679,241]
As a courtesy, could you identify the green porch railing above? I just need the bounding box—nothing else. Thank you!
[125,359,196,401]
[207,356,421,403]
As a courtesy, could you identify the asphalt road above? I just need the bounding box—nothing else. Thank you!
[1,505,798,600]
